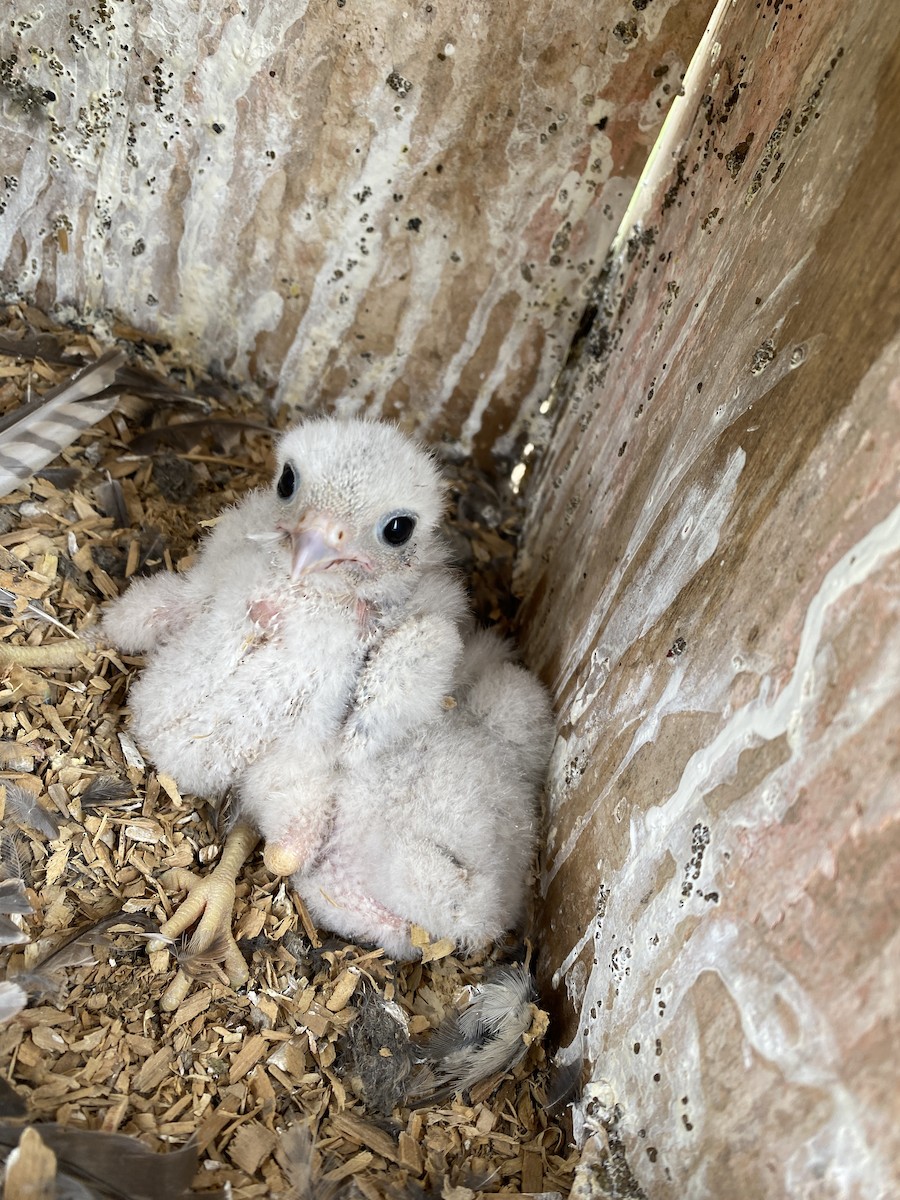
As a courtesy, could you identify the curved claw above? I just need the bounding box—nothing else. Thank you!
[155,823,260,1012]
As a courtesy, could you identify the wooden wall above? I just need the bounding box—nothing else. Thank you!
[0,0,710,461]
[519,0,900,1194]
[3,0,899,1194]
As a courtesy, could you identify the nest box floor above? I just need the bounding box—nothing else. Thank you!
[0,304,579,1198]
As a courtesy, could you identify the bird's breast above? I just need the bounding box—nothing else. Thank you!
[128,588,372,788]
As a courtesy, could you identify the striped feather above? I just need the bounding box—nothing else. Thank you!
[0,348,126,497]
[0,586,73,634]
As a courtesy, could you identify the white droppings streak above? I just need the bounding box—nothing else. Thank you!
[274,102,418,413]
[561,447,746,727]
[556,500,900,1194]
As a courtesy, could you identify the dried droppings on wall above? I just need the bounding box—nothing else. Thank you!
[518,0,900,1196]
[0,1,715,461]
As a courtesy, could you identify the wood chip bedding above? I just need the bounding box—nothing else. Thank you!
[0,304,579,1198]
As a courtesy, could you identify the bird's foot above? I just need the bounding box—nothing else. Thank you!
[154,822,260,1011]
[261,817,324,877]
[262,841,305,876]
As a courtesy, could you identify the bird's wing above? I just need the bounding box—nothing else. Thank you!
[0,348,126,497]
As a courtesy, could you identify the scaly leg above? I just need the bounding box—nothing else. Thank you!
[0,569,200,670]
[155,822,260,1011]
[0,637,95,669]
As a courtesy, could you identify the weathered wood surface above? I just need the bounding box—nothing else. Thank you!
[0,0,711,459]
[519,0,900,1195]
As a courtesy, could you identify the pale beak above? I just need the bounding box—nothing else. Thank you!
[290,527,336,578]
[284,515,372,581]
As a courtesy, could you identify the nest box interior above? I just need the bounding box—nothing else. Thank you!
[0,0,898,1197]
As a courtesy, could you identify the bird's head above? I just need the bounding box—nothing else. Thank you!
[266,417,446,589]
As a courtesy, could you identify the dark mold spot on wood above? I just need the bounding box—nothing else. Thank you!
[613,20,640,47]
[386,71,412,99]
[725,133,754,178]
[745,108,792,204]
[662,158,687,209]
[0,53,55,114]
[680,823,710,901]
[750,337,776,375]
[794,47,843,136]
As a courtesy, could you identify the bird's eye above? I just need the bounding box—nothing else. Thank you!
[380,514,416,546]
[276,463,297,500]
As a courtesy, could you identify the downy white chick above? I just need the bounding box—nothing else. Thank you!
[102,417,552,1004]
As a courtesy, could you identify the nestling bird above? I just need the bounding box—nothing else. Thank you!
[101,417,553,1007]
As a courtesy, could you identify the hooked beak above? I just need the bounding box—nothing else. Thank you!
[283,515,372,581]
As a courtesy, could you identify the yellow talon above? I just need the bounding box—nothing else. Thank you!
[155,822,260,1011]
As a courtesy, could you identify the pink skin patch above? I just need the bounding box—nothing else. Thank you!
[356,598,376,631]
[318,884,408,933]
[250,596,372,636]
[248,599,281,630]
[311,843,409,934]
